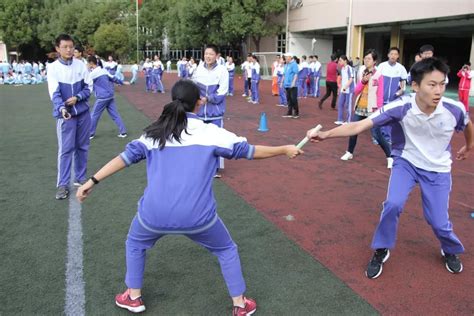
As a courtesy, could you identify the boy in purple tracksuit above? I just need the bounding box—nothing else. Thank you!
[47,34,92,200]
[307,58,473,279]
[250,55,260,104]
[77,79,302,314]
[87,56,127,139]
[192,44,229,177]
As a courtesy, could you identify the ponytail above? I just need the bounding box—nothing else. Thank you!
[143,79,201,150]
[144,100,188,149]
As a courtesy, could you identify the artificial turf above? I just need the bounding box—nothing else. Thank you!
[0,84,377,315]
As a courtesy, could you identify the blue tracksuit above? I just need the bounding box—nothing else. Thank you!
[47,57,92,187]
[89,67,127,137]
[251,63,260,103]
[120,113,255,296]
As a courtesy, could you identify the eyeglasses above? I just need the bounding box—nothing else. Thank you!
[58,46,74,50]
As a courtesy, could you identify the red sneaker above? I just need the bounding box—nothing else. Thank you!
[115,289,146,313]
[232,297,257,316]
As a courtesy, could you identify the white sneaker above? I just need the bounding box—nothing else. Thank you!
[340,151,353,161]
[387,157,394,169]
[334,121,344,125]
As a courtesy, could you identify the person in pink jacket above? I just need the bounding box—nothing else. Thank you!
[340,49,393,168]
[457,62,472,111]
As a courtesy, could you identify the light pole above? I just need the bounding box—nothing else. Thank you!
[285,0,290,53]
[346,0,353,57]
[136,0,139,63]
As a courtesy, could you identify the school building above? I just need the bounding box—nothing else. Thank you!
[250,0,474,92]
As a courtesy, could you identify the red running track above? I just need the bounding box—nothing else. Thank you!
[118,72,474,315]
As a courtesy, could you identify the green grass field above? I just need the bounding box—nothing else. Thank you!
[0,85,377,315]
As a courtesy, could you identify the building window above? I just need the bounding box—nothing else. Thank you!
[277,33,286,53]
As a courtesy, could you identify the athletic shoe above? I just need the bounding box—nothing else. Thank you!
[242,94,247,97]
[232,297,257,316]
[89,134,95,140]
[292,115,299,119]
[340,151,353,161]
[55,186,69,200]
[441,250,463,273]
[115,289,146,313]
[387,157,394,169]
[73,180,87,187]
[118,133,128,138]
[366,248,390,279]
[318,101,323,110]
[214,173,222,178]
[334,121,344,125]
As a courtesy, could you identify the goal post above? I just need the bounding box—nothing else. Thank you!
[251,51,282,80]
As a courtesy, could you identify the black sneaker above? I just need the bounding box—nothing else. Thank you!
[118,133,128,138]
[441,250,463,273]
[366,248,390,279]
[55,186,69,200]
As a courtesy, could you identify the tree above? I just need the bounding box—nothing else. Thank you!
[221,0,286,52]
[93,23,131,59]
[0,0,42,57]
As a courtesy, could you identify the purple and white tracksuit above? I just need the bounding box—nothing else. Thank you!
[227,62,235,95]
[89,67,127,137]
[251,63,260,103]
[47,58,92,187]
[369,95,469,254]
[120,114,255,296]
[192,61,229,169]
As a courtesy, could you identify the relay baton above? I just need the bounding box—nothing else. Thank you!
[296,124,322,149]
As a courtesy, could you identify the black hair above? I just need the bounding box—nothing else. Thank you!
[144,79,201,149]
[339,55,349,63]
[388,47,400,54]
[330,53,337,61]
[466,62,471,66]
[314,55,318,59]
[364,49,378,62]
[55,34,74,47]
[205,44,219,54]
[410,58,449,85]
[419,44,434,54]
[74,45,84,53]
[87,55,98,65]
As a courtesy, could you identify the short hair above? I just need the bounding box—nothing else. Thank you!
[364,49,378,61]
[55,34,74,47]
[388,47,400,54]
[410,58,449,85]
[74,45,84,53]
[466,62,472,66]
[330,53,337,61]
[419,44,434,54]
[314,55,318,59]
[339,55,349,62]
[87,55,98,65]
[205,44,219,54]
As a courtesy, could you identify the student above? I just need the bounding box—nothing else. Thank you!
[47,34,92,200]
[334,55,354,125]
[457,62,472,111]
[87,56,128,139]
[76,79,302,314]
[115,60,125,82]
[249,55,260,104]
[142,58,153,92]
[130,62,139,85]
[276,56,288,107]
[271,55,279,96]
[297,55,309,98]
[104,55,118,76]
[152,55,164,93]
[306,58,473,279]
[319,54,339,110]
[226,56,235,96]
[339,49,392,168]
[73,46,87,64]
[192,44,229,177]
[281,52,299,118]
[166,60,172,73]
[187,57,197,78]
[241,54,252,98]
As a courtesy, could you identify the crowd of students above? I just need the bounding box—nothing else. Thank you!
[0,60,47,85]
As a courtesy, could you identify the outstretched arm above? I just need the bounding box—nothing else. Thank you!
[307,117,374,142]
[253,145,302,159]
[76,156,127,202]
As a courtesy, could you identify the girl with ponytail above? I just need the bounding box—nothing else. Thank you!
[77,79,303,315]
